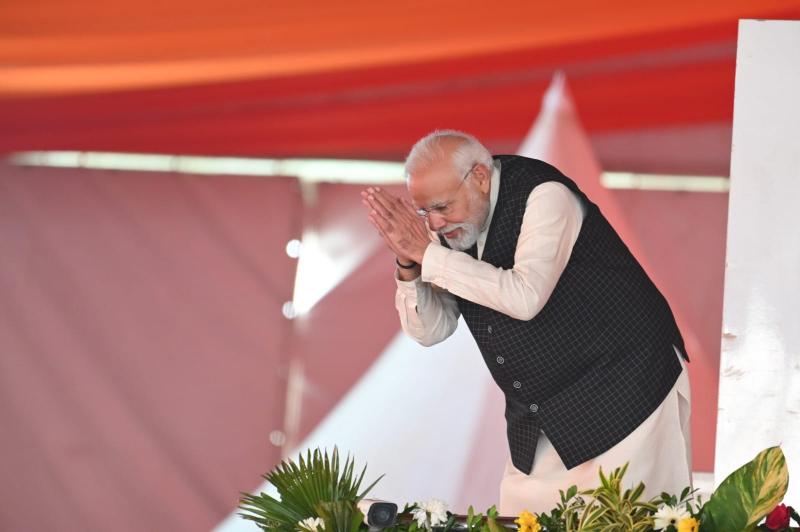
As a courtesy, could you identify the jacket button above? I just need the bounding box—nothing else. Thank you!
[496,356,504,364]
[487,325,493,334]
[530,404,539,413]
[513,381,521,389]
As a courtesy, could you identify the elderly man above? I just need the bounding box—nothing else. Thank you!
[361,130,691,514]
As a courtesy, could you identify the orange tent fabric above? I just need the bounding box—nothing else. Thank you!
[2,1,799,172]
[1,0,797,95]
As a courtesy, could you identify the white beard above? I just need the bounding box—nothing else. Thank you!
[440,190,490,251]
[440,221,481,251]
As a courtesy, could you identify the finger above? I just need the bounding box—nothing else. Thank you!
[393,198,426,230]
[393,194,422,219]
[375,192,419,228]
[369,188,401,213]
[363,194,387,214]
[367,215,381,229]
[399,197,423,218]
[369,217,404,254]
[372,187,399,202]
[366,191,394,215]
[370,213,406,253]
[369,220,404,256]
[396,198,434,242]
[366,194,396,221]
[368,216,391,241]
[369,211,394,233]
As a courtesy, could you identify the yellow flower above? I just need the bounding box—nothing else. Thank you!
[514,510,541,532]
[677,516,699,532]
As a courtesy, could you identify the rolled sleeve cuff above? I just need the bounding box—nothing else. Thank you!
[394,273,422,301]
[420,242,453,288]
[395,272,433,339]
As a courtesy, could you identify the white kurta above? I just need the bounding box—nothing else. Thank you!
[498,347,691,515]
[394,161,692,512]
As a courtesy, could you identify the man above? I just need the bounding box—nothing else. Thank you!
[361,130,691,514]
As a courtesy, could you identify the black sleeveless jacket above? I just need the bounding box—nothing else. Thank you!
[443,155,688,473]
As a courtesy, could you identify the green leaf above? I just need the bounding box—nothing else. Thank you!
[484,516,505,532]
[790,505,800,526]
[566,485,578,501]
[316,500,364,532]
[238,447,381,530]
[628,483,645,503]
[703,446,789,531]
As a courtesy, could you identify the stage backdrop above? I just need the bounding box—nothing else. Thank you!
[0,165,301,531]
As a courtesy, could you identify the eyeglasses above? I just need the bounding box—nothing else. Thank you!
[415,163,478,218]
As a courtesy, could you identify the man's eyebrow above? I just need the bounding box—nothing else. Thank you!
[426,199,449,210]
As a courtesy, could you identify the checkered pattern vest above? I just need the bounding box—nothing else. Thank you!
[446,155,688,473]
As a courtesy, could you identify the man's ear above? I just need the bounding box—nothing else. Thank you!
[472,163,492,194]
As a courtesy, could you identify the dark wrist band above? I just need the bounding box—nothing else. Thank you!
[395,258,417,269]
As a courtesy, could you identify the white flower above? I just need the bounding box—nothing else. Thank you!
[422,499,448,527]
[411,507,428,528]
[411,499,449,530]
[653,504,690,530]
[298,516,325,532]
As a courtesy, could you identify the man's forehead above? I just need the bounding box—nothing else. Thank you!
[407,164,460,205]
[408,158,459,188]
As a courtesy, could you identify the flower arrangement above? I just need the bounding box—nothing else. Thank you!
[239,446,797,531]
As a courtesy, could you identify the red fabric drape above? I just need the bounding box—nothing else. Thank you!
[0,165,301,531]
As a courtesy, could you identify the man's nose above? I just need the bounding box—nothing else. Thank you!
[427,212,447,231]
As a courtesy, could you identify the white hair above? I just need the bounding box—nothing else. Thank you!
[404,129,493,182]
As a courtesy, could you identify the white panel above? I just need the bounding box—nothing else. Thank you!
[715,19,800,502]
